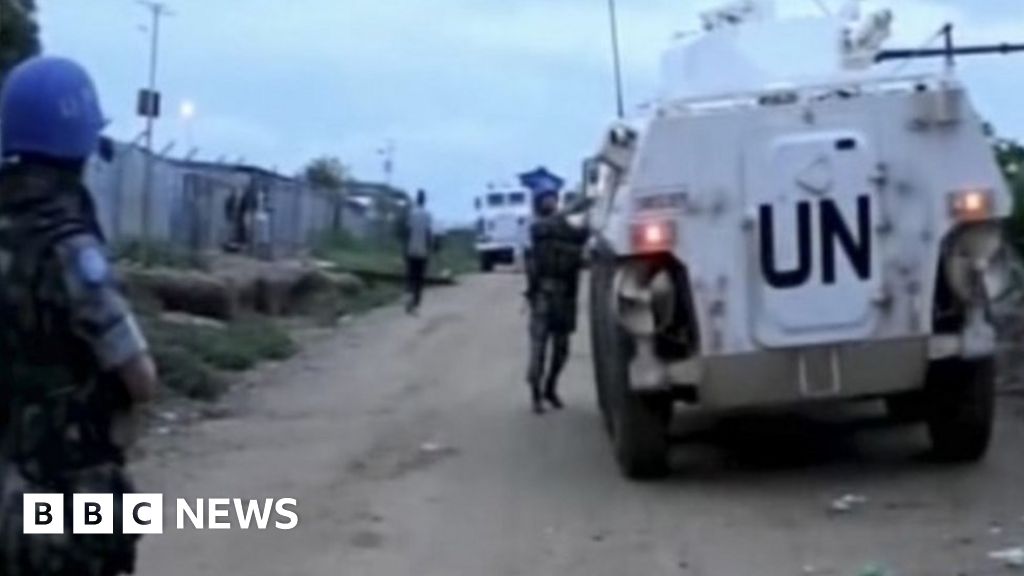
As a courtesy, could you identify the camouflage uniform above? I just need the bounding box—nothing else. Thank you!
[0,163,147,575]
[525,213,589,410]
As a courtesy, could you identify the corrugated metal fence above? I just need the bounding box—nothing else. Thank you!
[84,142,365,258]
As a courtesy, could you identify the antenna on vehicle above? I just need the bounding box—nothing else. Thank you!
[875,23,1024,65]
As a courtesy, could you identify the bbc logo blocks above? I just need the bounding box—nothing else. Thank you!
[22,494,63,535]
[123,494,164,534]
[23,494,164,535]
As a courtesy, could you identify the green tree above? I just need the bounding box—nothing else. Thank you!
[302,156,350,191]
[302,156,351,232]
[0,0,41,89]
[995,138,1024,249]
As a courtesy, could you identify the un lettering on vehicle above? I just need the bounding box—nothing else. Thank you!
[752,192,880,346]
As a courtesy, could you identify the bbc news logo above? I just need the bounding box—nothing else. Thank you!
[24,495,299,534]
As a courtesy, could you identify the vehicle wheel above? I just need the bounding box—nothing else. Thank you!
[600,273,671,479]
[589,262,614,434]
[925,358,995,463]
[479,253,494,273]
[611,391,672,480]
[885,391,926,423]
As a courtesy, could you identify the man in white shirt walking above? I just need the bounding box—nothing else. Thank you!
[402,189,433,315]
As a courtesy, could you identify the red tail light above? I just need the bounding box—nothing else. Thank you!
[949,188,994,222]
[631,220,677,253]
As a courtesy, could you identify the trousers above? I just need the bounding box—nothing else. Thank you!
[406,256,427,310]
[526,293,573,394]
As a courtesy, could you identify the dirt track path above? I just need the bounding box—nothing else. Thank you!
[135,274,1024,576]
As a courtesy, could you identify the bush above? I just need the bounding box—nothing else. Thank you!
[1005,174,1024,251]
[315,230,404,275]
[141,313,297,401]
[150,316,296,372]
[153,345,227,401]
[995,139,1024,250]
[315,227,478,277]
[434,229,478,275]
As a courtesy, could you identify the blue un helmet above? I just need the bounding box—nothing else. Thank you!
[0,56,105,160]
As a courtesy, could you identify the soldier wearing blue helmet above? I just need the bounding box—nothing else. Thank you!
[524,184,593,415]
[0,57,159,575]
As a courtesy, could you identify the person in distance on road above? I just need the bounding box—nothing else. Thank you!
[0,56,159,576]
[401,189,434,315]
[524,190,592,414]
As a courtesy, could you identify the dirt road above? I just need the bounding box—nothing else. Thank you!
[136,274,1024,576]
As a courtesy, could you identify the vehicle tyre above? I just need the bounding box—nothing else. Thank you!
[479,253,494,273]
[885,391,926,423]
[611,390,672,480]
[589,261,614,434]
[601,270,671,479]
[925,358,995,463]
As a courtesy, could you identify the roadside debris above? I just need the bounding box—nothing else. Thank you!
[408,441,460,471]
[419,441,456,456]
[989,547,1024,568]
[945,534,975,547]
[157,410,180,423]
[829,494,869,514]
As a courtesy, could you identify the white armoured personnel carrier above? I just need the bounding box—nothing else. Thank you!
[584,1,1024,479]
[474,186,532,272]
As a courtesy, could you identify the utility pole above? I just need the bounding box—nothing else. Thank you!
[607,0,625,119]
[137,0,172,243]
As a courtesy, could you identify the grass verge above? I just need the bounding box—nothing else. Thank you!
[314,228,477,277]
[141,314,297,401]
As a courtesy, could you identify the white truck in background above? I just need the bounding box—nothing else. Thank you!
[473,187,532,272]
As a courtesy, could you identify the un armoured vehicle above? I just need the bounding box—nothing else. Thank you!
[584,2,1024,479]
[474,186,531,272]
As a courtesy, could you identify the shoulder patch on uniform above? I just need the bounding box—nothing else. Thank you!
[75,245,110,285]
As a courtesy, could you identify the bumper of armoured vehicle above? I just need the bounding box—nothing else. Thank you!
[476,243,518,258]
[632,335,987,410]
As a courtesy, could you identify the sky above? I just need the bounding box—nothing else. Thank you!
[36,0,1024,221]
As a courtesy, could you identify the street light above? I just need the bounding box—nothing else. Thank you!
[180,99,196,153]
[179,99,196,120]
[136,0,173,245]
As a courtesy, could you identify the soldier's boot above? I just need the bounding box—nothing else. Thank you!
[530,382,545,415]
[543,381,564,411]
[527,325,550,415]
[544,334,570,410]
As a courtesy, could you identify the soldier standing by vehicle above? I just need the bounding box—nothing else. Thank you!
[0,57,159,575]
[524,190,591,414]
